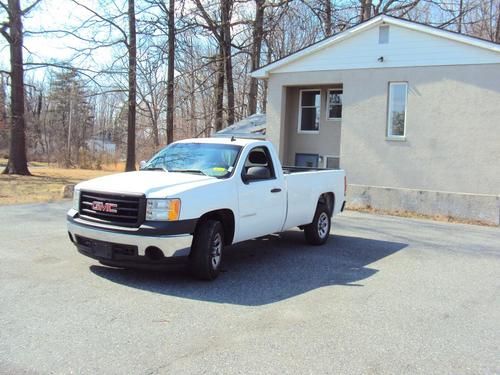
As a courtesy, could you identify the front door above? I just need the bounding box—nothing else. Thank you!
[236,146,286,242]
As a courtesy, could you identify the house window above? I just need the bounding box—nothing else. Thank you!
[295,153,319,168]
[324,156,340,169]
[327,89,342,119]
[387,82,408,138]
[298,90,320,133]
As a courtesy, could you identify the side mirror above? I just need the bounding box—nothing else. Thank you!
[242,167,270,183]
[139,160,148,169]
[242,173,260,184]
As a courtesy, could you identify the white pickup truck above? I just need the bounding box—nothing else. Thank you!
[67,137,346,280]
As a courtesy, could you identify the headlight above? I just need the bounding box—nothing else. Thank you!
[72,189,80,211]
[146,199,181,221]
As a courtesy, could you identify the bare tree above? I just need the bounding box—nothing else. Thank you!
[1,0,41,175]
[126,0,137,171]
[247,0,264,115]
[66,0,137,171]
[221,0,235,125]
[166,0,175,144]
[194,0,237,126]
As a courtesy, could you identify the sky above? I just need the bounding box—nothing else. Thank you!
[0,0,118,83]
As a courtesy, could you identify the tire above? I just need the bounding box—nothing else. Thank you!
[304,203,331,245]
[189,220,224,280]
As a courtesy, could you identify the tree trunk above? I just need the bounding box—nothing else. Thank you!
[221,0,235,126]
[261,41,272,113]
[248,0,264,115]
[125,0,137,171]
[495,3,500,43]
[166,0,175,144]
[324,0,333,36]
[3,0,30,175]
[214,47,224,133]
[457,0,464,33]
[360,0,372,22]
[152,112,159,147]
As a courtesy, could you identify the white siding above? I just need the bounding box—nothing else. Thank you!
[272,24,500,74]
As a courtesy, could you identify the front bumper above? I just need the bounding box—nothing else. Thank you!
[67,209,195,267]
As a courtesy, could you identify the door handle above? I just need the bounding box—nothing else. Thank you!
[271,188,282,193]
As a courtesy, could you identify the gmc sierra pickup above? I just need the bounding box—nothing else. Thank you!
[67,137,346,280]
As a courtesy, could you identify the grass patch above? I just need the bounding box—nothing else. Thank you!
[0,159,50,168]
[0,167,115,205]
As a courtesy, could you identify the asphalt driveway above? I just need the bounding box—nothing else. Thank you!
[0,202,499,374]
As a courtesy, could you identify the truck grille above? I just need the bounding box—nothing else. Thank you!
[79,190,145,227]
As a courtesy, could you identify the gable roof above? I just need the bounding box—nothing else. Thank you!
[251,14,500,78]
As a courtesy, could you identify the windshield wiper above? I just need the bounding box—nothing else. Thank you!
[169,169,208,176]
[142,167,168,172]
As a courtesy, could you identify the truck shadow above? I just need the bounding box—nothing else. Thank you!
[90,231,407,306]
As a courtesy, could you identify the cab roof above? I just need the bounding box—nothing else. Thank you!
[175,137,265,147]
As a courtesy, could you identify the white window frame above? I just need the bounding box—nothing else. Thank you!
[327,89,343,120]
[323,155,340,169]
[298,89,321,134]
[387,82,408,140]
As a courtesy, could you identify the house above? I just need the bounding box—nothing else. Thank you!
[251,14,500,225]
[87,133,116,154]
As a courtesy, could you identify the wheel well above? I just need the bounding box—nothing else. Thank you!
[318,192,335,215]
[196,209,235,246]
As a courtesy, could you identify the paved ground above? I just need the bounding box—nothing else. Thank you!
[0,202,499,374]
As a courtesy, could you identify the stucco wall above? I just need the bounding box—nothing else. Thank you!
[267,63,500,196]
[284,86,342,166]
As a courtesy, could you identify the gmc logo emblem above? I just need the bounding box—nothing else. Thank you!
[91,201,118,213]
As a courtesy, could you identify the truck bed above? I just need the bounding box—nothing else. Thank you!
[282,166,339,174]
[281,167,345,231]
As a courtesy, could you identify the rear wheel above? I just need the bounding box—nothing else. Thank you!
[189,220,224,280]
[304,203,331,245]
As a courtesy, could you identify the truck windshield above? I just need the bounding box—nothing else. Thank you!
[142,142,242,178]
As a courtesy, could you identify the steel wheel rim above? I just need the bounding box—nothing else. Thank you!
[318,212,329,238]
[210,232,222,269]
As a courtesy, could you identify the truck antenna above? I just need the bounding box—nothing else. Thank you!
[231,136,236,142]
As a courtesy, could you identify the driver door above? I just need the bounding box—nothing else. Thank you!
[236,146,286,241]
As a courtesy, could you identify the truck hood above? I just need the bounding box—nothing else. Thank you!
[76,171,217,197]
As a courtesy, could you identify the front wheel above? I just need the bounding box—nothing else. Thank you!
[189,220,224,280]
[304,204,331,245]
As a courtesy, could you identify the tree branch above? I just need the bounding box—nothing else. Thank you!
[1,21,10,43]
[22,0,43,16]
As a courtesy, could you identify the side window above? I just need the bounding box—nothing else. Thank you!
[242,146,275,182]
[387,82,408,139]
[298,90,321,133]
[327,89,343,120]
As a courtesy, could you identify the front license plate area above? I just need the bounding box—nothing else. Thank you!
[91,240,113,259]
